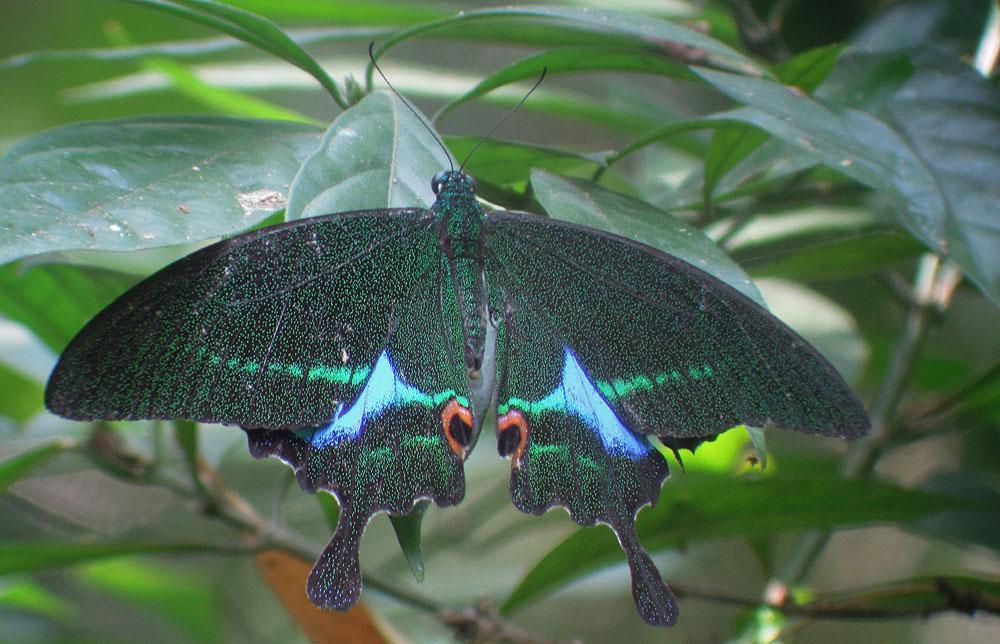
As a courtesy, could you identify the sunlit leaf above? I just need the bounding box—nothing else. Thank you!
[0,117,322,265]
[286,92,448,219]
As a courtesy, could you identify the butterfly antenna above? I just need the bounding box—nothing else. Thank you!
[460,67,547,173]
[369,42,454,172]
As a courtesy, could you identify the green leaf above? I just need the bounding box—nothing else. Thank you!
[0,264,135,351]
[138,55,316,124]
[78,558,220,643]
[370,5,765,89]
[0,362,44,424]
[101,18,314,125]
[388,499,430,582]
[500,474,981,616]
[436,46,695,122]
[695,51,1000,304]
[530,170,765,306]
[0,441,72,493]
[0,116,322,265]
[316,491,340,532]
[717,206,926,281]
[122,0,346,106]
[445,136,599,189]
[703,44,845,208]
[0,27,393,70]
[226,0,445,24]
[0,542,219,575]
[914,470,1000,551]
[0,580,76,621]
[286,92,450,219]
[774,44,846,92]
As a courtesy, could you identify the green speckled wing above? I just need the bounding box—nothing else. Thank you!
[488,254,677,626]
[47,207,474,612]
[490,291,677,625]
[245,255,471,610]
[46,209,437,429]
[486,212,870,442]
[485,210,870,626]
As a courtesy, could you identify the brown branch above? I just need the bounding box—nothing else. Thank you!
[721,0,790,61]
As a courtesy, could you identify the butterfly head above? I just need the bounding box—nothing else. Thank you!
[431,170,476,198]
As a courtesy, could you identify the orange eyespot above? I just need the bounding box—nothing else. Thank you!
[441,398,474,459]
[497,409,529,468]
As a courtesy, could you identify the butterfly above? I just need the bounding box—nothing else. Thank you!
[45,164,870,627]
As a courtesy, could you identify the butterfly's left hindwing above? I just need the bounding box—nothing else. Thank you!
[246,255,471,610]
[490,262,678,626]
[485,210,871,626]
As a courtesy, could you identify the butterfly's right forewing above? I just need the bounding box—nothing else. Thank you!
[46,208,436,429]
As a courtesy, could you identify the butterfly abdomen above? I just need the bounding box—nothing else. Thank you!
[430,170,491,376]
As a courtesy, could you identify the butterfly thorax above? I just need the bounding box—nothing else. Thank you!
[431,170,489,377]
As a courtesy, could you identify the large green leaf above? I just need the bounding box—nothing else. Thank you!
[695,50,1000,304]
[0,542,220,575]
[436,46,695,122]
[0,264,135,351]
[530,170,765,306]
[0,117,322,265]
[286,92,449,219]
[500,474,981,616]
[370,4,765,88]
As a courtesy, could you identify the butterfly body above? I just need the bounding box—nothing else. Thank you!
[46,168,869,627]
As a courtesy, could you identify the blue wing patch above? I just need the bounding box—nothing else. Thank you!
[504,347,650,459]
[311,350,424,447]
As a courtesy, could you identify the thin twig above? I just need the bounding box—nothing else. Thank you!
[722,0,790,61]
[672,578,1000,620]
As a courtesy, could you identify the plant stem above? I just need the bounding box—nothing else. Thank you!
[776,254,956,587]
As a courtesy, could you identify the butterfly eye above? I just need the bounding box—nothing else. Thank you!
[431,171,448,195]
[465,174,476,190]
